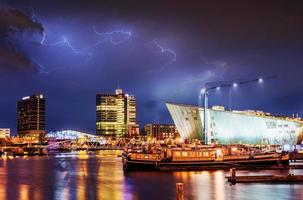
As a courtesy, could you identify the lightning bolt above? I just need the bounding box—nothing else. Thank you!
[40,33,93,62]
[87,25,132,48]
[31,58,48,74]
[150,39,177,72]
[23,8,135,74]
[40,25,132,59]
[40,31,46,45]
[30,9,36,21]
[37,26,132,73]
[201,53,227,78]
[23,6,37,21]
[93,26,132,43]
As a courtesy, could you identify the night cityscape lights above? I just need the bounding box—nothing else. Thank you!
[0,1,302,200]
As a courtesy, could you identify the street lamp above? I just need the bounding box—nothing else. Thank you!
[198,87,209,144]
[201,88,207,94]
[258,78,263,83]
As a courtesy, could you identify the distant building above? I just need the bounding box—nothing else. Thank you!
[144,124,179,140]
[47,130,96,140]
[96,89,139,137]
[17,94,45,138]
[0,128,10,138]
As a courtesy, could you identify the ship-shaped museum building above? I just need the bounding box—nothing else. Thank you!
[166,103,303,145]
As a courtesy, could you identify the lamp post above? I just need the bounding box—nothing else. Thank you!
[199,87,209,144]
[204,90,209,145]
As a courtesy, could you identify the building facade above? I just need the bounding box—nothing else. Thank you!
[166,103,303,145]
[47,130,97,140]
[96,89,139,137]
[0,128,10,138]
[17,94,45,138]
[144,124,179,140]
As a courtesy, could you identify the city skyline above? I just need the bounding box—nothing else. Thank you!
[0,1,303,134]
[4,89,302,136]
[0,2,303,200]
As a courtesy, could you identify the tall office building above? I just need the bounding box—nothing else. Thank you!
[96,89,139,137]
[17,94,45,138]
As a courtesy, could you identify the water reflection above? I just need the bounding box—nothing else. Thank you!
[172,171,226,200]
[0,158,7,199]
[97,152,124,200]
[19,184,29,200]
[214,171,225,200]
[0,151,302,200]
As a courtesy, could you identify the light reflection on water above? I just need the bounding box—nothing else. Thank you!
[0,150,302,200]
[0,158,7,199]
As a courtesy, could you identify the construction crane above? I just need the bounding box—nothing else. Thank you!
[199,75,277,145]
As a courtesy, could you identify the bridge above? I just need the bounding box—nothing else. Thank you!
[0,130,134,155]
[46,130,132,151]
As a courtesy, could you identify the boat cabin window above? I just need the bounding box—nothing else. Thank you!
[182,152,188,156]
[174,152,181,157]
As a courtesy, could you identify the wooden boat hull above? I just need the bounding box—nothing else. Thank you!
[123,155,289,171]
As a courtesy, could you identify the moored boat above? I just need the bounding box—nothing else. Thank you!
[122,144,289,171]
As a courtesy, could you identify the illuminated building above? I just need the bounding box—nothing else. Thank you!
[96,89,139,137]
[0,128,10,138]
[144,124,179,140]
[17,94,45,138]
[47,130,97,140]
[166,103,303,145]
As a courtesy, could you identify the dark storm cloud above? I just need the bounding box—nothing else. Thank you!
[1,0,303,134]
[0,4,44,72]
[0,5,43,37]
[0,45,37,72]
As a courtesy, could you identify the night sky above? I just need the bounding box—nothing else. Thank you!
[1,1,303,135]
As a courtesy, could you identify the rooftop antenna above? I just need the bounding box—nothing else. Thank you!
[115,81,123,95]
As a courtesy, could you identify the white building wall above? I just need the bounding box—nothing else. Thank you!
[166,103,303,145]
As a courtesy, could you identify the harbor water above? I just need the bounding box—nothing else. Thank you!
[0,150,302,200]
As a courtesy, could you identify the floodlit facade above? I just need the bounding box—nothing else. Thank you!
[166,103,303,145]
[96,89,139,137]
[17,94,45,138]
[47,130,97,140]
